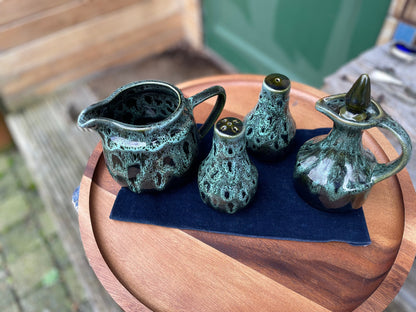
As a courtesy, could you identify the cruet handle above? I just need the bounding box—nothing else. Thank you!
[371,115,412,184]
[189,86,226,138]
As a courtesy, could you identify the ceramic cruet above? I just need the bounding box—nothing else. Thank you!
[293,74,412,212]
[244,73,296,160]
[198,117,258,214]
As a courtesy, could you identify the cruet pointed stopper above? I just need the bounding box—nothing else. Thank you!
[346,74,371,113]
[340,74,371,121]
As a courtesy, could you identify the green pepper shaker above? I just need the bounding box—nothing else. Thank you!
[198,117,258,214]
[245,73,296,160]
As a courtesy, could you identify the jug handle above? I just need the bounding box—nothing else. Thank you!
[189,86,226,138]
[371,115,412,184]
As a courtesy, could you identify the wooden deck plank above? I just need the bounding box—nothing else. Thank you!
[0,0,138,49]
[0,0,203,112]
[0,1,182,74]
[2,14,184,106]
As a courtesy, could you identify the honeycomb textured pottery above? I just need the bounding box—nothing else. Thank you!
[245,73,296,160]
[294,74,412,212]
[78,80,225,193]
[198,117,258,214]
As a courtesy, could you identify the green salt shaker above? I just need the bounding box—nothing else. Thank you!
[198,117,258,214]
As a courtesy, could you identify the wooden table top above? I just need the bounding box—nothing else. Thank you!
[78,74,416,312]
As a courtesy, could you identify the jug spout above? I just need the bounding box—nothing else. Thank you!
[77,102,107,130]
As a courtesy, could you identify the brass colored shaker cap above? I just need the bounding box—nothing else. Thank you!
[215,117,244,137]
[264,73,290,92]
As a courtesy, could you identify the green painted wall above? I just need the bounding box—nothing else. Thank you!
[203,0,390,88]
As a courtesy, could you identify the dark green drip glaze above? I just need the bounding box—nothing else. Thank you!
[244,73,296,160]
[294,74,412,212]
[198,117,258,214]
[78,80,225,193]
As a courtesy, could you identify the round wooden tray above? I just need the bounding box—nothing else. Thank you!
[78,74,416,311]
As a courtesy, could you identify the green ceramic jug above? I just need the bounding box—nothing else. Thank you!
[294,74,412,212]
[78,80,225,193]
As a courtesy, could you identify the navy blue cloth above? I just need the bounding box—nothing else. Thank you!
[110,128,371,246]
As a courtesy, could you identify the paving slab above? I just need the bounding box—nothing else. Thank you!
[0,153,13,173]
[0,148,109,311]
[11,155,36,191]
[0,281,16,308]
[0,169,20,198]
[37,209,58,239]
[0,218,43,263]
[20,283,73,312]
[7,244,55,298]
[0,258,6,281]
[2,304,19,312]
[47,233,72,269]
[0,192,30,233]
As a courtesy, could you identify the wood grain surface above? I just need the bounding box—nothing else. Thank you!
[78,74,416,311]
[0,0,202,111]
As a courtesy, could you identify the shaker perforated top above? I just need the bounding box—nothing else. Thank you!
[215,118,244,137]
[264,73,290,91]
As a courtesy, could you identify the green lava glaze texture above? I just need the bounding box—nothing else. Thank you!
[198,118,258,214]
[294,74,412,212]
[78,80,225,193]
[294,123,376,212]
[244,73,296,160]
